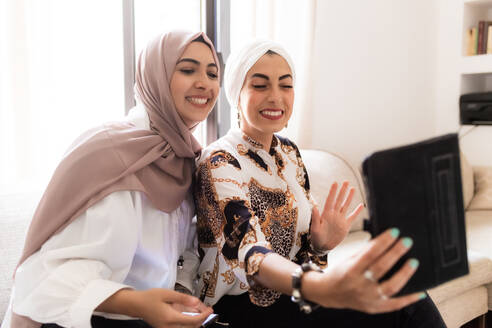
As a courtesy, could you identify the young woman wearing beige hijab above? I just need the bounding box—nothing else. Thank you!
[2,30,219,328]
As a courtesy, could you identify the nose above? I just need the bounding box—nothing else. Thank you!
[193,71,209,90]
[267,86,282,105]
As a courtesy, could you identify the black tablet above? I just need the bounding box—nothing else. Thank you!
[362,133,469,295]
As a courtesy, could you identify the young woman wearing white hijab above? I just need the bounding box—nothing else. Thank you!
[3,30,220,328]
[193,40,447,327]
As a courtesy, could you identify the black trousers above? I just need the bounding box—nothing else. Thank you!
[41,316,152,328]
[213,292,447,328]
[41,293,447,328]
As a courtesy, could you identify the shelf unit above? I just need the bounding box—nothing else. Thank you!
[461,0,492,93]
[458,0,492,166]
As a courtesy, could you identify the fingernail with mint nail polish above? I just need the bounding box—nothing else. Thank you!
[409,258,419,269]
[419,292,427,300]
[390,228,400,238]
[402,237,413,248]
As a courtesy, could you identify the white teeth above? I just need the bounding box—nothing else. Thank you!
[261,110,282,116]
[187,97,208,105]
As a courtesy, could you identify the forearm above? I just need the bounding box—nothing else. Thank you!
[254,253,325,303]
[95,288,140,318]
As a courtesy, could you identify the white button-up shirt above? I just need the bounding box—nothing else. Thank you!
[2,106,199,328]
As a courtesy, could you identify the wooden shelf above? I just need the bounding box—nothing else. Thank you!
[464,0,492,7]
[461,54,492,74]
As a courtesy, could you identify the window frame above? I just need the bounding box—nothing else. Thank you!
[121,0,231,144]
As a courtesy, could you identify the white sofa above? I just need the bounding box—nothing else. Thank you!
[300,148,492,328]
[1,150,492,327]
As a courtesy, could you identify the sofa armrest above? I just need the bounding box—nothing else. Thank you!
[468,166,492,210]
[300,149,368,232]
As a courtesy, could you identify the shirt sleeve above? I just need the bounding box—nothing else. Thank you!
[194,150,273,305]
[12,191,141,328]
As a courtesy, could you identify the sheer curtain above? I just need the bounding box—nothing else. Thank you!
[0,0,125,193]
[229,0,317,147]
[0,0,203,194]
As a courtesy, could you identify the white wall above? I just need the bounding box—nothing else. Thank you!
[299,0,439,166]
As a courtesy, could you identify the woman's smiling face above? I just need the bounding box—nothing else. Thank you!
[170,41,220,128]
[238,52,294,143]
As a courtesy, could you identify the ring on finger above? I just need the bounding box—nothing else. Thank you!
[363,269,377,283]
[376,286,388,300]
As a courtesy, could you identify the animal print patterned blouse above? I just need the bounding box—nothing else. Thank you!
[194,129,327,307]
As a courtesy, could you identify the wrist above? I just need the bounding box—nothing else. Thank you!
[309,235,332,254]
[300,270,324,304]
[97,288,141,318]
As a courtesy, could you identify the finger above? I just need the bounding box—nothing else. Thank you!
[339,187,355,214]
[172,301,210,313]
[193,300,212,313]
[376,292,427,313]
[334,181,349,210]
[346,203,364,226]
[379,258,420,297]
[368,237,413,280]
[352,228,400,273]
[163,290,201,309]
[323,182,338,213]
[311,206,321,229]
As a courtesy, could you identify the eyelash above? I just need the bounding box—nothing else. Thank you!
[252,85,293,89]
[180,69,194,75]
[179,68,218,80]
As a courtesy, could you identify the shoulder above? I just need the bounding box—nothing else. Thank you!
[197,148,241,171]
[274,134,302,159]
[197,132,241,168]
[275,134,298,149]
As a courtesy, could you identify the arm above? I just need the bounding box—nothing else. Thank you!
[194,151,275,305]
[96,288,212,328]
[13,191,211,327]
[255,229,426,314]
[13,191,140,327]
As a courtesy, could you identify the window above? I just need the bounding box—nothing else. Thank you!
[0,0,124,192]
[0,0,212,194]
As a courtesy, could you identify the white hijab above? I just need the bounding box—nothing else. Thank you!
[224,39,296,112]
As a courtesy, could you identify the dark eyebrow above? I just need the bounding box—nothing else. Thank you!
[251,73,292,81]
[176,58,199,65]
[176,58,218,70]
[251,73,269,80]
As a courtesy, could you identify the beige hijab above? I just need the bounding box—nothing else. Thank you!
[11,30,219,328]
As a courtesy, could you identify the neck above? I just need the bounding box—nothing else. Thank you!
[240,128,273,151]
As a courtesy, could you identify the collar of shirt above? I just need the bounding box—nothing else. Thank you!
[229,128,280,156]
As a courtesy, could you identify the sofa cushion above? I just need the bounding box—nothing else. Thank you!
[468,167,492,210]
[432,286,488,328]
[427,251,492,304]
[460,152,474,209]
[300,149,368,232]
[0,192,40,322]
[465,210,492,256]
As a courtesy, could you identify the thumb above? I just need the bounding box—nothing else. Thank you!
[163,290,201,308]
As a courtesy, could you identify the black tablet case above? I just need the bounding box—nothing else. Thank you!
[362,134,469,295]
